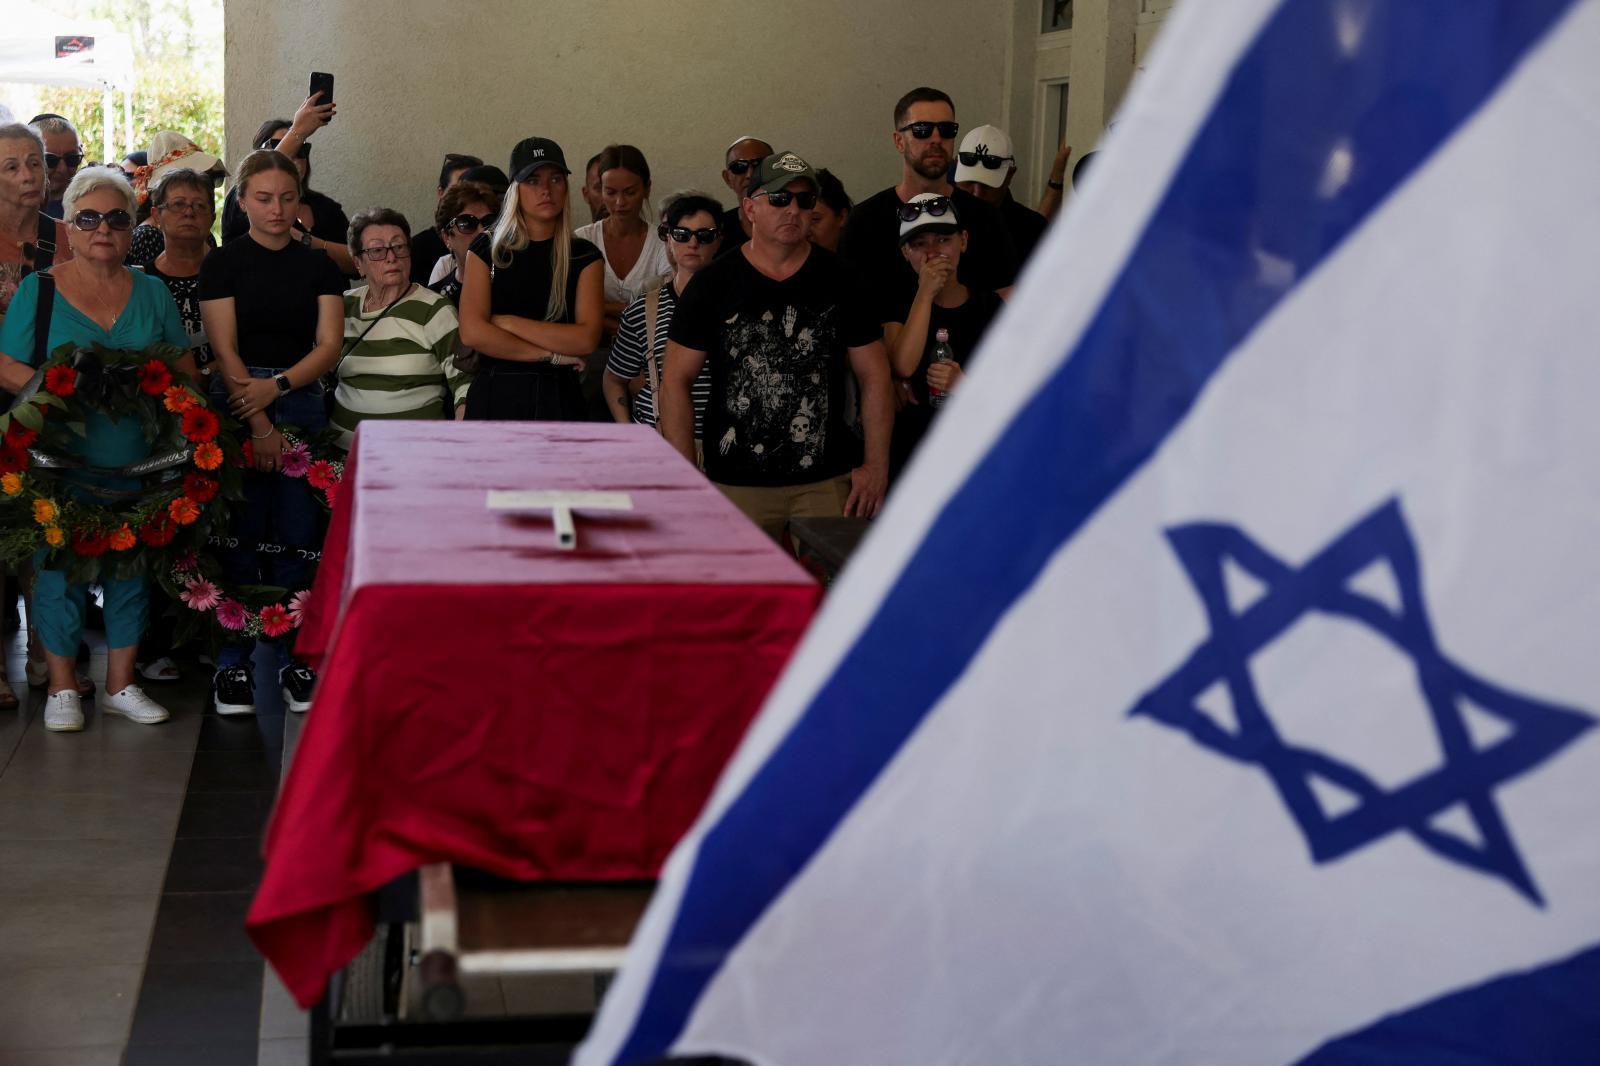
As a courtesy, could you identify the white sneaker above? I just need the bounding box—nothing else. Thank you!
[43,690,84,732]
[100,684,170,725]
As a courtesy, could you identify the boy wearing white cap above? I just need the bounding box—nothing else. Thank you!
[953,124,1049,266]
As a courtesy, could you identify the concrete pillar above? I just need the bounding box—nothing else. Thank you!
[1066,0,1139,156]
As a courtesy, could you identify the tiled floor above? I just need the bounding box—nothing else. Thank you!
[0,624,311,1066]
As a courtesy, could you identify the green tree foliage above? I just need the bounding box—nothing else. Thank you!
[32,0,223,163]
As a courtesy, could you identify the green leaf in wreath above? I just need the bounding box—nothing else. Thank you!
[13,405,43,431]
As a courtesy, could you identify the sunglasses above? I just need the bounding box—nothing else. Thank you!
[726,157,765,175]
[262,138,312,159]
[958,151,1012,169]
[358,243,411,262]
[897,121,959,140]
[757,189,818,210]
[897,196,953,223]
[661,225,719,245]
[45,152,84,169]
[448,213,493,234]
[70,208,134,232]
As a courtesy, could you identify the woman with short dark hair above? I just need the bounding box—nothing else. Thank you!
[332,206,466,448]
[427,179,501,303]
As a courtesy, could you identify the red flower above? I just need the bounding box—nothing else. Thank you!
[138,359,173,396]
[258,603,292,638]
[43,366,76,397]
[0,442,27,475]
[3,421,38,448]
[182,473,219,503]
[71,530,110,557]
[139,512,177,547]
[306,460,337,490]
[167,496,201,525]
[181,407,220,443]
[322,481,339,508]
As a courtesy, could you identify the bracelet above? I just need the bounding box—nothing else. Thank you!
[1047,179,1065,190]
[250,426,277,440]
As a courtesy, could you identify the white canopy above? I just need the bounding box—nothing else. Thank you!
[0,1,133,92]
[0,0,135,163]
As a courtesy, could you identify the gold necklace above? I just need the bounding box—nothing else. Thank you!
[77,269,126,329]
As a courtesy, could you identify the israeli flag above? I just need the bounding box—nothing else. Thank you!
[579,1,1600,1062]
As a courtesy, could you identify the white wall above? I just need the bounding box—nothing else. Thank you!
[224,0,1013,235]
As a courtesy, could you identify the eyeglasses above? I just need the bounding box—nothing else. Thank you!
[958,150,1012,169]
[358,243,411,261]
[757,189,817,210]
[262,138,312,159]
[897,196,954,223]
[896,121,959,140]
[448,213,493,235]
[45,152,84,169]
[69,208,133,232]
[726,157,765,175]
[661,225,719,245]
[158,198,213,215]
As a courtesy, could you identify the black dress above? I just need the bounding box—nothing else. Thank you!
[462,233,602,422]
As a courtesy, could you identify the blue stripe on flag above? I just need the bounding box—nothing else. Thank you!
[1296,942,1600,1064]
[613,1,1581,1060]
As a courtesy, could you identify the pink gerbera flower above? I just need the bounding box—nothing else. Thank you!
[259,603,292,638]
[287,589,313,627]
[281,442,312,478]
[215,599,249,631]
[180,577,221,612]
[175,549,199,572]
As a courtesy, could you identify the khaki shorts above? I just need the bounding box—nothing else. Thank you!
[715,474,852,544]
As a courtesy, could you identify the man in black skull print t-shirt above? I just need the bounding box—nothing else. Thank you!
[663,151,892,541]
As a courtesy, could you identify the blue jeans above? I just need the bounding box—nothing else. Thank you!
[210,369,327,670]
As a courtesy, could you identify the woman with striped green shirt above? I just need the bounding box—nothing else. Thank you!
[335,207,468,449]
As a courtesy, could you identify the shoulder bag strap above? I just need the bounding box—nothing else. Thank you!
[329,287,406,385]
[642,277,667,433]
[32,212,56,274]
[32,270,56,369]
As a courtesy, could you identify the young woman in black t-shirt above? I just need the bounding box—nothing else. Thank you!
[198,149,346,717]
[456,137,603,422]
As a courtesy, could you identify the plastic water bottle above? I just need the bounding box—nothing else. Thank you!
[929,328,955,409]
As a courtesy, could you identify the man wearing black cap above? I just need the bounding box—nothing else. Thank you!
[838,87,1017,321]
[660,151,892,541]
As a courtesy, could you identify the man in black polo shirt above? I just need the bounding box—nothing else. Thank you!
[838,87,1018,320]
[717,135,772,255]
[661,152,892,542]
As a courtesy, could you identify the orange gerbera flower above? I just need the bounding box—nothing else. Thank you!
[32,498,57,525]
[43,525,64,546]
[1,473,22,496]
[193,442,223,470]
[109,524,136,551]
[163,386,197,413]
[168,496,201,525]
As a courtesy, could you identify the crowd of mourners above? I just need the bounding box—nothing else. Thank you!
[0,86,1091,732]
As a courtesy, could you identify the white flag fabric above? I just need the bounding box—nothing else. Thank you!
[578,0,1600,1062]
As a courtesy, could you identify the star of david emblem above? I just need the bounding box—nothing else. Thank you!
[1128,498,1592,905]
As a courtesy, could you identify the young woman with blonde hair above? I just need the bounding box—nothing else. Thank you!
[456,137,603,421]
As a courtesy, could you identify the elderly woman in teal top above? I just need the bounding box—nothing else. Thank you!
[0,167,195,733]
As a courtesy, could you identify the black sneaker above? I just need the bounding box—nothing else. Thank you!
[280,664,316,714]
[213,665,256,716]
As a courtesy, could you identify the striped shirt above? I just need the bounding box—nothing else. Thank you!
[334,284,466,449]
[606,282,710,437]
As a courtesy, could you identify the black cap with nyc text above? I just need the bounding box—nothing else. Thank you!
[509,137,570,183]
[744,150,818,198]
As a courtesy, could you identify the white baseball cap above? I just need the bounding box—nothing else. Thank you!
[897,192,961,245]
[953,124,1016,188]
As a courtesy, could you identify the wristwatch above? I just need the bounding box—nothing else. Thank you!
[293,223,314,248]
[273,373,292,395]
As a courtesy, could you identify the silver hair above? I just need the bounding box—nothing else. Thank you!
[0,122,45,157]
[62,166,137,218]
[30,115,78,139]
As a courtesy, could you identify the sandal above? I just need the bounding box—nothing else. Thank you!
[137,656,182,683]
